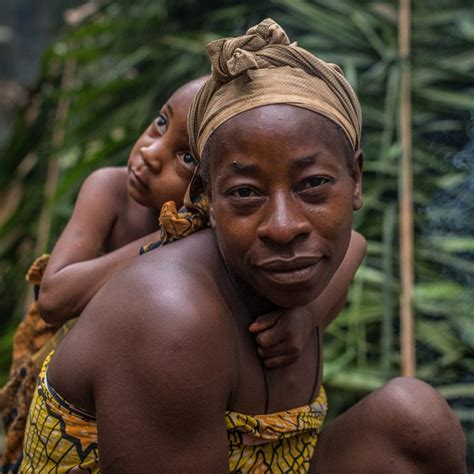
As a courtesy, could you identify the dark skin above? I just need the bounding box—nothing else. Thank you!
[37,78,366,368]
[48,107,362,471]
[46,106,465,472]
[38,78,204,325]
[250,228,365,369]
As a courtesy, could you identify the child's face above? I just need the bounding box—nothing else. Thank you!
[127,84,198,212]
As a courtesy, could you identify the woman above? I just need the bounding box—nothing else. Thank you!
[5,73,350,472]
[21,19,466,473]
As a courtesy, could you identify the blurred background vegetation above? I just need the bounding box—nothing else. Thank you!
[0,0,472,461]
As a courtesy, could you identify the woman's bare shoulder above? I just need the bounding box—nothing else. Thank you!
[75,229,235,374]
[125,230,221,296]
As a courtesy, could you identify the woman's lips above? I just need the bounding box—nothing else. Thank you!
[129,168,150,190]
[255,256,322,285]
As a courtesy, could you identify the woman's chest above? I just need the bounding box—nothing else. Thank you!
[229,313,321,416]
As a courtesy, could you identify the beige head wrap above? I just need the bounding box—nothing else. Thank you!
[189,17,362,160]
[151,18,362,247]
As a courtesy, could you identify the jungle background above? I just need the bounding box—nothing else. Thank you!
[0,0,473,463]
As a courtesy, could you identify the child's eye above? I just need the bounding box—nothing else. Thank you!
[177,152,197,170]
[299,176,330,191]
[154,113,167,134]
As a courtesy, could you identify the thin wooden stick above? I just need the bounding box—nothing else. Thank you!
[382,203,395,375]
[399,0,416,377]
[34,58,76,257]
[22,58,76,313]
[25,3,92,312]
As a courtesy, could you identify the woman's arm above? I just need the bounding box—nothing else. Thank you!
[38,168,161,325]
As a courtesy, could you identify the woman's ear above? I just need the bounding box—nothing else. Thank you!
[209,204,216,229]
[352,149,363,210]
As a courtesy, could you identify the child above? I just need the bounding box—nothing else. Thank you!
[38,76,208,325]
[1,76,207,473]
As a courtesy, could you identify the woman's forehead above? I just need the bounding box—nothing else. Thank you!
[201,106,352,185]
[210,105,347,153]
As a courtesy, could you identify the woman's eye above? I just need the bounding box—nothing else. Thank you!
[229,187,259,198]
[154,113,167,134]
[178,152,197,169]
[299,176,329,191]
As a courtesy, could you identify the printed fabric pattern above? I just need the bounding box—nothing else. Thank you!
[226,386,327,473]
[20,352,99,473]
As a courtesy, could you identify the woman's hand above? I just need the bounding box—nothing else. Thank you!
[249,307,314,369]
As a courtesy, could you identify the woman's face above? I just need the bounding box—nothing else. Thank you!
[206,105,363,308]
[127,83,199,212]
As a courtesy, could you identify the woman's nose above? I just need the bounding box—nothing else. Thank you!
[256,193,312,245]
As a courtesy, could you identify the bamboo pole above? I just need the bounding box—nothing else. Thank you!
[34,58,76,256]
[31,4,96,262]
[22,58,76,313]
[382,203,395,375]
[398,0,416,377]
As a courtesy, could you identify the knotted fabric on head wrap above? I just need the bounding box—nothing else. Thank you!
[189,17,362,158]
[149,18,362,249]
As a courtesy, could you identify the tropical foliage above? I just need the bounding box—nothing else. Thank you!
[0,0,472,457]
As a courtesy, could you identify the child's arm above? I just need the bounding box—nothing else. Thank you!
[308,229,367,331]
[38,168,161,325]
[250,230,367,368]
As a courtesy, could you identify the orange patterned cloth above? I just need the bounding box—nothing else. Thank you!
[24,254,50,287]
[141,193,209,254]
[0,255,60,473]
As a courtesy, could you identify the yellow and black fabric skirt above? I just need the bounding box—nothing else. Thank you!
[20,352,99,473]
[21,350,327,473]
[226,386,327,473]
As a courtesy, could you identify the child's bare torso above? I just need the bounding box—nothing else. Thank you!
[101,167,158,252]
